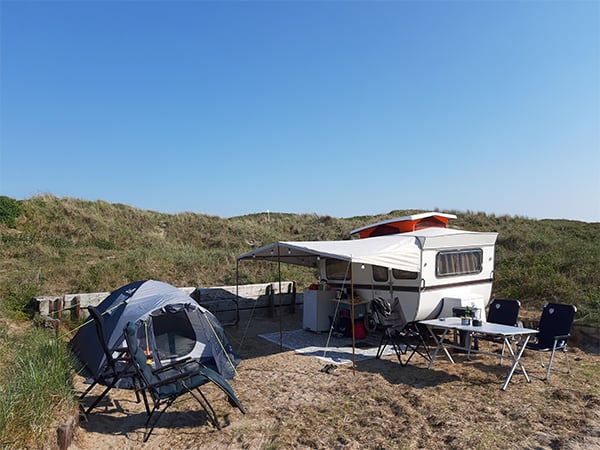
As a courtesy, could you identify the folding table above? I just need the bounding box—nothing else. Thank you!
[419,317,538,390]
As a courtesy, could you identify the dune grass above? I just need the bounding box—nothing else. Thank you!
[0,324,77,449]
[1,194,597,324]
[0,194,598,447]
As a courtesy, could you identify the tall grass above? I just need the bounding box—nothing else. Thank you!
[0,194,598,321]
[0,194,598,447]
[0,326,76,449]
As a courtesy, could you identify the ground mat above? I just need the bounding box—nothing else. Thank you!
[258,329,394,364]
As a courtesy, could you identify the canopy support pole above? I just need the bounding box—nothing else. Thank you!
[277,245,283,351]
[235,261,240,326]
[350,276,356,374]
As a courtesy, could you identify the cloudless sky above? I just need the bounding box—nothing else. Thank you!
[1,0,599,222]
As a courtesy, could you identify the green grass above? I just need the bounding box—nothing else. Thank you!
[0,326,76,449]
[0,194,598,325]
[0,194,598,447]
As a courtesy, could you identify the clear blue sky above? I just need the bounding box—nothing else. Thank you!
[1,0,599,222]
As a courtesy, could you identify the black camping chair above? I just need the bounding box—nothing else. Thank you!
[371,297,430,366]
[522,302,577,381]
[487,298,521,326]
[79,306,144,416]
[123,321,246,442]
[476,299,522,360]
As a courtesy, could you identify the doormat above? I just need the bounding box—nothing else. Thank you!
[258,329,393,365]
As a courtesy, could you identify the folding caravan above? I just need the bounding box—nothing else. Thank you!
[237,212,498,332]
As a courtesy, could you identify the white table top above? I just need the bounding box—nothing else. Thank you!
[419,317,538,337]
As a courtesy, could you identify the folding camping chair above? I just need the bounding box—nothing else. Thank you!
[371,297,430,366]
[487,298,521,326]
[522,302,577,381]
[124,321,246,442]
[476,299,521,361]
[79,306,144,416]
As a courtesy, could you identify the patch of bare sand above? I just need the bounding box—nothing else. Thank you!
[68,311,600,450]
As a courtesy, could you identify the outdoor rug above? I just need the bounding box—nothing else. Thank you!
[258,329,394,365]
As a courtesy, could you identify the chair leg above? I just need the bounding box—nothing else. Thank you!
[538,338,573,381]
[188,388,221,430]
[393,343,404,363]
[143,400,172,443]
[376,333,387,359]
[544,347,557,381]
[378,331,403,361]
[78,380,98,418]
[132,378,151,416]
[83,384,113,416]
[542,346,570,381]
[400,345,415,367]
[79,379,98,401]
[404,339,430,366]
[81,375,122,416]
[418,335,432,361]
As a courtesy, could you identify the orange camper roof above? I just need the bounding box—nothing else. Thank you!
[350,212,457,239]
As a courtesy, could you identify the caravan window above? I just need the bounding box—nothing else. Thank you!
[325,259,352,280]
[436,249,483,277]
[392,268,419,280]
[372,265,389,282]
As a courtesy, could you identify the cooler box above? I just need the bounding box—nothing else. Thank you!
[303,290,335,332]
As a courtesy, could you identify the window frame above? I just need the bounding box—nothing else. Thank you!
[435,248,483,278]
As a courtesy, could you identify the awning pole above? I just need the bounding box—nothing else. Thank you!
[235,261,240,326]
[350,263,356,374]
[278,245,283,351]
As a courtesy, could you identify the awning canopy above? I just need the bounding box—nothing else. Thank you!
[237,234,422,273]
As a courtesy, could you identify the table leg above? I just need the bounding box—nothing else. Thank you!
[426,327,454,369]
[466,331,473,360]
[501,334,532,391]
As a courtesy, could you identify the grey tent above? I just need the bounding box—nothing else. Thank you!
[70,280,239,384]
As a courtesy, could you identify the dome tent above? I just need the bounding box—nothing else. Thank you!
[70,280,239,386]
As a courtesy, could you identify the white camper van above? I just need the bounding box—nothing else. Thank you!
[236,212,498,332]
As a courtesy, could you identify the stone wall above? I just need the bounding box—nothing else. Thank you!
[34,281,301,327]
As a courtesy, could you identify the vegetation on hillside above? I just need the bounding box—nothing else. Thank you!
[0,194,598,324]
[0,194,598,446]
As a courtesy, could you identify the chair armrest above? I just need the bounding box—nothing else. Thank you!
[145,372,193,389]
[554,334,570,340]
[152,357,194,374]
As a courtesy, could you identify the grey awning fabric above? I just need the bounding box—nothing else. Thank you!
[237,234,422,272]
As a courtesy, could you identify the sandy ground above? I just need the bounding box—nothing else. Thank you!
[67,309,600,450]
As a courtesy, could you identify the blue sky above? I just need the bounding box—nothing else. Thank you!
[1,0,598,222]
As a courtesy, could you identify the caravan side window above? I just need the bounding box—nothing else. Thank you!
[392,268,419,280]
[436,249,483,277]
[325,259,352,280]
[372,265,389,282]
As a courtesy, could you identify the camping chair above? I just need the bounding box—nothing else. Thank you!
[522,302,577,381]
[124,321,246,442]
[371,297,430,366]
[79,306,144,416]
[476,299,521,361]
